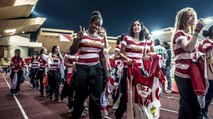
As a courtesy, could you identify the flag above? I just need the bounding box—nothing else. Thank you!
[59,34,71,42]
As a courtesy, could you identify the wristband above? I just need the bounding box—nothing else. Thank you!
[193,33,199,37]
[194,29,200,33]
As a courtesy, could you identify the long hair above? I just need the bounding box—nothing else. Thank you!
[39,48,47,55]
[129,19,145,41]
[171,7,197,52]
[98,27,107,37]
[116,34,125,45]
[174,7,197,34]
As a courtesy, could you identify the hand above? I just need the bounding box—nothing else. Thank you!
[127,58,132,65]
[195,19,205,33]
[77,25,85,40]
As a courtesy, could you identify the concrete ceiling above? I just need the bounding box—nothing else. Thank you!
[0,0,45,37]
[36,28,75,52]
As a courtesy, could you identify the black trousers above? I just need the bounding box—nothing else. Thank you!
[202,80,213,117]
[72,63,103,119]
[10,70,23,93]
[175,75,202,119]
[115,68,147,118]
[115,68,127,118]
[37,68,45,94]
[48,70,61,98]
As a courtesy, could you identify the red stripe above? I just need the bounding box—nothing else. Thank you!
[175,67,189,74]
[83,36,104,42]
[125,48,142,53]
[80,43,103,49]
[174,48,186,55]
[79,51,99,55]
[78,57,99,63]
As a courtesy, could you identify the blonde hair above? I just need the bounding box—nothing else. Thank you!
[98,27,107,37]
[174,7,197,34]
[171,7,197,52]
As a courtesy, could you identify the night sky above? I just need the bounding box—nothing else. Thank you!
[32,0,213,37]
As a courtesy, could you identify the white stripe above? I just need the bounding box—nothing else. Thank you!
[175,53,193,60]
[77,61,99,66]
[126,52,143,57]
[2,74,29,119]
[160,107,178,113]
[80,47,102,52]
[174,71,190,79]
[121,40,127,46]
[175,63,190,70]
[79,53,99,59]
[175,35,187,43]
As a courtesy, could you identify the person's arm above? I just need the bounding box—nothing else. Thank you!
[119,43,132,64]
[70,26,85,55]
[100,49,107,70]
[64,56,74,68]
[179,19,205,52]
[70,38,81,55]
[179,32,199,52]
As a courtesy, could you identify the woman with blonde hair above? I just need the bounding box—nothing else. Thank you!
[171,7,205,119]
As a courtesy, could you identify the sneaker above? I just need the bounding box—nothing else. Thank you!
[112,102,119,110]
[102,108,108,116]
[55,97,61,103]
[81,112,86,117]
[67,108,73,113]
[165,90,172,94]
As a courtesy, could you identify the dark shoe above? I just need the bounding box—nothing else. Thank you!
[40,92,44,96]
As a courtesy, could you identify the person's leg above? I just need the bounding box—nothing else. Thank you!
[175,75,202,119]
[47,71,54,100]
[53,70,61,101]
[72,68,89,119]
[88,66,103,119]
[37,70,44,96]
[166,66,172,91]
[115,68,127,119]
[202,80,213,118]
[10,71,15,94]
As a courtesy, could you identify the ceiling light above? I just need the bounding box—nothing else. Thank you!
[4,29,16,35]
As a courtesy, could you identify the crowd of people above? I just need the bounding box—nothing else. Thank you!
[6,7,213,119]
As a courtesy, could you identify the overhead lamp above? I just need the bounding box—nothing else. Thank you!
[151,30,163,36]
[204,16,213,23]
[4,29,16,35]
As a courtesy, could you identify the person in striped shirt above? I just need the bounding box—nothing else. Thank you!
[10,49,27,95]
[70,10,107,119]
[171,7,205,119]
[115,19,153,119]
[47,45,63,102]
[28,53,40,90]
[37,48,48,96]
[198,25,213,119]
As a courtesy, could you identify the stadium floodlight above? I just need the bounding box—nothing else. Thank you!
[203,16,213,23]
[4,29,16,35]
[151,30,163,36]
[151,27,174,36]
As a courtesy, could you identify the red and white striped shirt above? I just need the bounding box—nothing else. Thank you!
[29,61,40,70]
[77,32,104,66]
[173,31,194,78]
[49,55,62,70]
[10,56,27,70]
[199,38,213,53]
[38,54,48,69]
[122,35,146,68]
